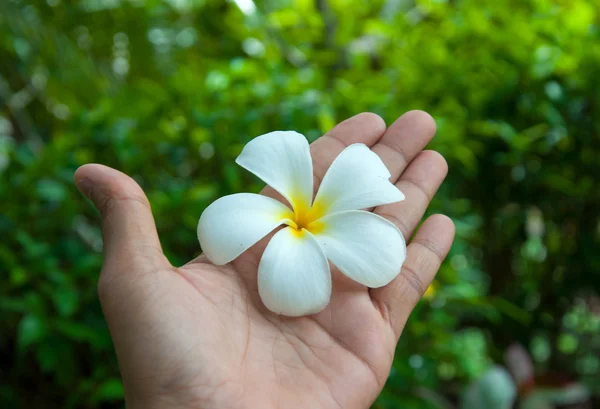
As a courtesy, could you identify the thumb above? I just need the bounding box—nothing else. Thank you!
[74,164,168,273]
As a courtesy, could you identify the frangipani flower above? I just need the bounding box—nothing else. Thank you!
[197,131,407,316]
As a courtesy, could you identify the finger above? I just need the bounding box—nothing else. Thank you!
[371,110,437,183]
[261,112,386,199]
[371,214,455,339]
[309,112,386,186]
[375,150,448,239]
[74,164,168,273]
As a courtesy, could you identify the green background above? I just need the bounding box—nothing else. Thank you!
[1,0,599,408]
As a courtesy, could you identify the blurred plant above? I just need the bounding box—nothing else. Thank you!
[460,344,591,409]
[1,0,599,408]
[461,365,516,409]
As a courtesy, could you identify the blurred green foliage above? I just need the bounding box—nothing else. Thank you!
[1,0,599,408]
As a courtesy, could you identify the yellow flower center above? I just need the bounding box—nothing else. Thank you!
[287,198,328,236]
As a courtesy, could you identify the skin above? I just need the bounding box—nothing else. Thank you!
[74,111,455,409]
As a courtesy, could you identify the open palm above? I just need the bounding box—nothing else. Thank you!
[75,111,454,409]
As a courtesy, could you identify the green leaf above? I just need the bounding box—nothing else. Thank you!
[91,378,124,402]
[52,286,79,317]
[36,179,67,203]
[557,333,578,354]
[17,314,46,350]
[54,320,100,345]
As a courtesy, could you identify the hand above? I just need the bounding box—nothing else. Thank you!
[74,111,455,409]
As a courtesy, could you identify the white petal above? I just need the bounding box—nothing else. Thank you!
[198,193,294,265]
[312,144,404,215]
[311,210,406,288]
[236,131,313,212]
[258,227,331,316]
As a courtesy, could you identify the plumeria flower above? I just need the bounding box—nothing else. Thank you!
[197,131,407,316]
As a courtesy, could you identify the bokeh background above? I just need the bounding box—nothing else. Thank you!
[1,0,599,408]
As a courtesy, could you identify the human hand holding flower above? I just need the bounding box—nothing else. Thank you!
[75,111,455,409]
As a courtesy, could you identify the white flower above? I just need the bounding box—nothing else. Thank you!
[197,131,406,316]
